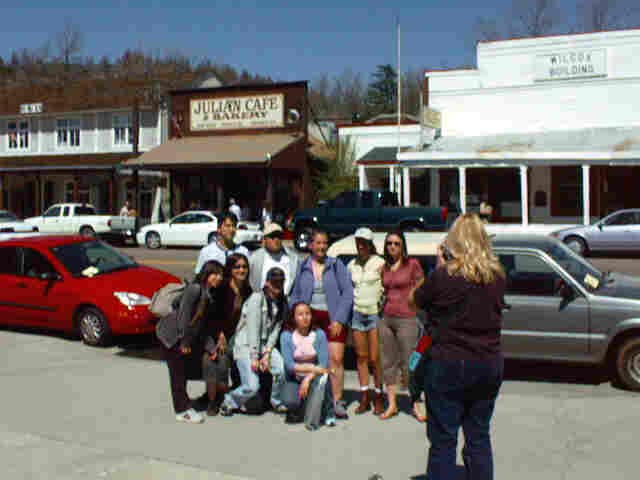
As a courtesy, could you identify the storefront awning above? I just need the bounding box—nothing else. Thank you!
[396,126,640,167]
[0,153,128,172]
[125,133,303,168]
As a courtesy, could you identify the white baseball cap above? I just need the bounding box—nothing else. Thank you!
[354,227,374,241]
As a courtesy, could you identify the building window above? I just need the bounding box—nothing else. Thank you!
[56,118,81,148]
[8,120,29,150]
[113,114,133,145]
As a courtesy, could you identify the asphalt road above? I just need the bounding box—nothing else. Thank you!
[1,245,640,479]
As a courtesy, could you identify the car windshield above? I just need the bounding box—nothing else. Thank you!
[51,240,137,277]
[545,241,603,291]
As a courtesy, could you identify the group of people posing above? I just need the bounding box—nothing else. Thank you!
[157,211,507,478]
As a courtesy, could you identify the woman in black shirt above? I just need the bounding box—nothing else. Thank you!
[411,213,506,480]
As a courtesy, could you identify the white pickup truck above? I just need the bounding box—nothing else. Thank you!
[24,203,137,243]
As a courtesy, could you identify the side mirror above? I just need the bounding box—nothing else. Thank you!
[40,271,62,282]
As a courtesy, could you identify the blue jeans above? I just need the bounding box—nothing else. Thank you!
[224,349,285,409]
[424,356,503,480]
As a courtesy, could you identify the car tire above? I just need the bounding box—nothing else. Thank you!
[564,236,588,256]
[77,306,112,347]
[79,226,96,237]
[294,227,313,252]
[207,232,217,244]
[145,231,161,249]
[615,337,640,391]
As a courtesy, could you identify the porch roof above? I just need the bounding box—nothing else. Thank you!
[396,126,640,167]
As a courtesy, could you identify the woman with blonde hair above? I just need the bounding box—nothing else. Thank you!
[410,213,506,480]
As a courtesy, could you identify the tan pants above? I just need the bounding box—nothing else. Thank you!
[379,315,419,386]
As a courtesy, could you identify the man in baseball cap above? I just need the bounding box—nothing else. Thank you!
[249,222,299,295]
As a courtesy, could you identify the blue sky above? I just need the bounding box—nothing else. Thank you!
[4,0,570,81]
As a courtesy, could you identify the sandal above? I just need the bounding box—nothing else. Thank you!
[412,403,427,423]
[379,407,398,420]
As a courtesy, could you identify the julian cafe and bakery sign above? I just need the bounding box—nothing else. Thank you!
[190,94,284,131]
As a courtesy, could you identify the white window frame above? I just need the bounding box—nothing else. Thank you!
[7,119,30,151]
[56,118,81,149]
[112,113,133,146]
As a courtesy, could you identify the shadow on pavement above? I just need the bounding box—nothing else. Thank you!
[410,466,466,480]
[503,359,611,386]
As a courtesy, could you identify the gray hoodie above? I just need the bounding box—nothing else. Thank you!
[232,291,287,360]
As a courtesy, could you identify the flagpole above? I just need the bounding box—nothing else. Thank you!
[396,17,402,201]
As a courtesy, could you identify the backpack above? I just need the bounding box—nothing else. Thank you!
[149,282,187,318]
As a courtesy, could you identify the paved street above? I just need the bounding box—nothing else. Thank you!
[1,245,640,479]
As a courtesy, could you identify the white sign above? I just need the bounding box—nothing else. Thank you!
[190,94,284,131]
[423,107,441,129]
[535,49,607,82]
[20,103,43,114]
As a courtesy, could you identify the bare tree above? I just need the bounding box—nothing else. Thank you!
[576,0,640,32]
[56,20,84,69]
[509,0,564,37]
[474,16,505,42]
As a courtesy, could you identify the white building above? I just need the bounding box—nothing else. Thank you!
[356,29,640,225]
[0,88,166,220]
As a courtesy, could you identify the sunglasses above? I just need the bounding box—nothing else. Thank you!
[232,264,248,270]
[385,241,402,246]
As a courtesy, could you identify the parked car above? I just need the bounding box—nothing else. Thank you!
[291,190,450,251]
[23,203,136,244]
[0,210,38,233]
[0,236,179,346]
[328,232,640,391]
[136,210,263,249]
[550,208,640,256]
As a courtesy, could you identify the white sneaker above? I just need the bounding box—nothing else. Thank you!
[175,408,204,424]
[325,416,337,427]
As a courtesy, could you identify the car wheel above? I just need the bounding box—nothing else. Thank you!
[294,227,313,252]
[145,231,161,249]
[79,226,96,237]
[208,232,217,244]
[564,236,587,256]
[615,337,640,391]
[77,306,112,347]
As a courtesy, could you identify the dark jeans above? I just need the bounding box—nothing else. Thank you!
[424,356,503,480]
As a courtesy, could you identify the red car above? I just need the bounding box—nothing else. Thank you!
[0,235,179,346]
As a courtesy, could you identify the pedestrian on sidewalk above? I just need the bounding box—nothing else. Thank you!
[220,267,288,416]
[289,229,353,419]
[347,228,385,415]
[156,260,225,424]
[280,302,336,429]
[195,212,249,274]
[229,197,242,222]
[379,230,425,421]
[410,213,506,480]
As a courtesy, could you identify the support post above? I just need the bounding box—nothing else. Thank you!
[358,165,367,191]
[520,165,529,226]
[429,169,439,207]
[458,167,467,214]
[388,166,395,193]
[582,164,590,225]
[402,167,410,206]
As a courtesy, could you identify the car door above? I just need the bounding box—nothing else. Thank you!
[40,206,62,233]
[497,250,589,362]
[16,247,69,326]
[627,211,640,252]
[190,213,217,246]
[164,213,193,246]
[0,246,25,324]
[591,211,636,251]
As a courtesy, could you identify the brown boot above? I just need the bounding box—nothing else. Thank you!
[373,391,385,415]
[355,389,371,415]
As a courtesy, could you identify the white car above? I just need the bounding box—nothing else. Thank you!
[0,210,39,234]
[137,210,263,249]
